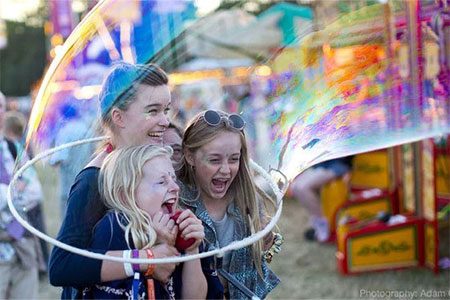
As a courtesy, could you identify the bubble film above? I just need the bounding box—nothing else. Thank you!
[21,0,450,186]
[25,0,196,154]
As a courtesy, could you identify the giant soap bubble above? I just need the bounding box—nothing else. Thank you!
[7,0,450,265]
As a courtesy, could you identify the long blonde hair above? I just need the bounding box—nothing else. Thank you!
[179,110,274,276]
[99,144,173,249]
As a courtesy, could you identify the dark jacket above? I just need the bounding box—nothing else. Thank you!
[48,167,107,298]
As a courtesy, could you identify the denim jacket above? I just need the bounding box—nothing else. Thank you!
[179,182,280,299]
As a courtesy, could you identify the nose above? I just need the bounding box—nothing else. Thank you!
[219,162,231,174]
[159,113,170,128]
[169,178,180,193]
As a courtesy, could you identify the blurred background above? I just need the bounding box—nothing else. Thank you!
[0,0,449,299]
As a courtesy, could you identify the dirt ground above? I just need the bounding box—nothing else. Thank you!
[36,166,449,299]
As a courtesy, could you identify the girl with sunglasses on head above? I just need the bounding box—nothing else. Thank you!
[178,110,281,299]
[49,62,179,298]
[82,145,206,299]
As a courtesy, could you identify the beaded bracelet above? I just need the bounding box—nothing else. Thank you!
[144,248,155,277]
[263,232,284,263]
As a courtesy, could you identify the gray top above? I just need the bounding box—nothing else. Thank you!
[212,211,235,271]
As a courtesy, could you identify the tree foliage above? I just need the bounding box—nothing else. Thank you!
[0,20,47,96]
[0,0,48,96]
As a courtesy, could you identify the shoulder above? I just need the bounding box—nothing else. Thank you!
[75,166,100,182]
[2,138,17,159]
[69,167,100,202]
[86,151,108,168]
[66,166,105,222]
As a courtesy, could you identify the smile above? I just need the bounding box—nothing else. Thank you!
[148,131,164,138]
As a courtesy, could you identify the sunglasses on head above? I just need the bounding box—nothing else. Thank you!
[203,110,246,131]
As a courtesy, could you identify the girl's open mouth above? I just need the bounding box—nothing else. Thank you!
[162,198,176,214]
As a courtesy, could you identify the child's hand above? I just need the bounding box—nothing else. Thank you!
[152,211,178,246]
[173,210,204,253]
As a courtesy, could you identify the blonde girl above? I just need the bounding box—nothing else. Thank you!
[84,145,206,299]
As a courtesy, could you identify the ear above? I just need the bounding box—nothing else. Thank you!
[184,149,195,166]
[111,107,125,128]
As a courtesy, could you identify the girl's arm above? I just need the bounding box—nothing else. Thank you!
[181,247,207,299]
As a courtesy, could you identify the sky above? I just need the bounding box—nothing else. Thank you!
[0,0,41,21]
[0,0,221,22]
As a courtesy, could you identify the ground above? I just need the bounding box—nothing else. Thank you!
[36,166,449,299]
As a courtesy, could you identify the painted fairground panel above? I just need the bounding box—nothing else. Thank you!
[347,225,419,272]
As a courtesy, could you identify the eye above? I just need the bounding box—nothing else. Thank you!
[164,107,171,115]
[230,155,240,162]
[147,109,158,115]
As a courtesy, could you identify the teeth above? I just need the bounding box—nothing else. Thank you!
[214,178,228,182]
[163,198,176,205]
[148,132,163,137]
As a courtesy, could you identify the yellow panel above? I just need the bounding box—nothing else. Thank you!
[436,154,450,197]
[351,151,389,190]
[349,226,417,271]
[321,179,349,232]
[425,224,436,269]
[337,198,391,222]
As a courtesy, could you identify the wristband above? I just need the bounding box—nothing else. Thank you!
[132,249,140,272]
[132,272,140,300]
[144,248,155,277]
[123,250,134,277]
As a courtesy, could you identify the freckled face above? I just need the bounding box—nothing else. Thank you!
[189,131,241,202]
[135,156,179,217]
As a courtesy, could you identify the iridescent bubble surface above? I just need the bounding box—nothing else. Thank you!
[20,0,450,188]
